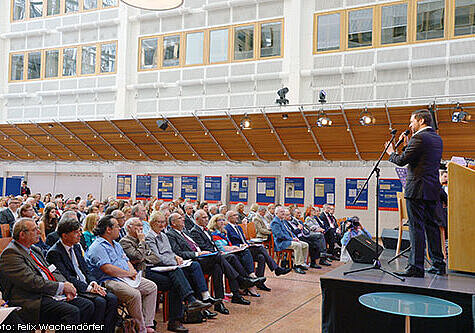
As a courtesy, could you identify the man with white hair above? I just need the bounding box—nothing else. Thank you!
[183,203,195,232]
[0,197,21,233]
[111,209,127,240]
[271,207,309,274]
[264,204,276,227]
[132,203,150,235]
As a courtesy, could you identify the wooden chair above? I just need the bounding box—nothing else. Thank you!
[246,221,257,239]
[275,249,293,269]
[395,192,409,255]
[240,223,249,240]
[0,237,12,253]
[0,224,10,238]
[157,290,169,322]
[266,233,275,259]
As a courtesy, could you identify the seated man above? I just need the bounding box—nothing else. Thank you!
[253,206,272,240]
[46,217,118,333]
[225,210,290,291]
[120,217,213,332]
[190,209,265,305]
[167,212,231,314]
[271,207,309,274]
[340,216,371,262]
[85,215,157,333]
[46,211,79,247]
[319,204,342,259]
[0,197,20,234]
[0,218,94,331]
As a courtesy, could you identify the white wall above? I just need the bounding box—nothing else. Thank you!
[0,159,402,236]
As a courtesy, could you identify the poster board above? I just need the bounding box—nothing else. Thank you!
[117,174,132,199]
[314,178,335,207]
[284,177,305,206]
[158,175,174,201]
[204,176,222,203]
[256,177,276,204]
[345,178,368,210]
[229,176,248,204]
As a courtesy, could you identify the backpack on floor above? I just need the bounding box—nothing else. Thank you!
[183,309,207,324]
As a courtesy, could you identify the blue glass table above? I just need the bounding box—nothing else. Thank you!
[359,292,462,333]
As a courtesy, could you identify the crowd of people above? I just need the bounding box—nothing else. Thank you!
[0,188,352,333]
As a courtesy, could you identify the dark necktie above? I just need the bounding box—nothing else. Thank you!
[181,231,197,251]
[30,251,56,281]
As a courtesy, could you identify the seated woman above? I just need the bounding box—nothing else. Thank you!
[208,214,261,297]
[38,204,58,242]
[81,213,99,250]
[304,206,329,257]
[120,216,215,332]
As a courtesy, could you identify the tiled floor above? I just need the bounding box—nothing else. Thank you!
[155,261,344,333]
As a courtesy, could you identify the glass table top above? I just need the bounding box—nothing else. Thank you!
[359,292,462,318]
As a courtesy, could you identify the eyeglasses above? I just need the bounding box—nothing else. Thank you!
[217,218,226,222]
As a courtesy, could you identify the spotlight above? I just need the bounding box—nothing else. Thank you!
[359,107,376,126]
[316,109,332,127]
[451,103,471,123]
[240,114,252,129]
[276,87,289,106]
[48,124,54,128]
[156,119,168,131]
[282,114,289,120]
[318,90,327,104]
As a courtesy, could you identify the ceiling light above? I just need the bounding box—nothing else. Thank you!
[318,90,327,104]
[276,87,289,106]
[282,114,289,120]
[316,109,332,127]
[120,0,183,11]
[452,103,471,123]
[359,107,376,126]
[240,114,251,129]
[48,124,54,128]
[156,119,168,131]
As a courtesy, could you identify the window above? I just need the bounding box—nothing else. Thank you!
[163,35,180,67]
[234,25,254,60]
[417,0,445,40]
[46,0,60,16]
[185,32,204,65]
[29,0,43,19]
[381,3,408,45]
[140,38,158,69]
[348,8,373,48]
[63,47,77,76]
[454,0,475,36]
[27,51,42,79]
[102,0,118,7]
[65,0,79,13]
[83,0,97,10]
[100,42,116,73]
[45,49,59,78]
[260,21,282,57]
[10,54,24,81]
[13,0,25,21]
[316,13,340,52]
[209,28,228,63]
[81,45,96,75]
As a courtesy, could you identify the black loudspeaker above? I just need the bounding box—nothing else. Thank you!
[346,234,384,264]
[381,228,410,250]
[156,119,168,131]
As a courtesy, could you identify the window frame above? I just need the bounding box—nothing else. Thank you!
[28,0,46,20]
[79,42,99,76]
[257,18,284,60]
[377,1,410,47]
[160,32,182,69]
[207,26,231,65]
[46,0,62,17]
[183,29,206,67]
[26,50,43,81]
[313,10,345,54]
[231,22,258,62]
[42,47,61,80]
[11,0,26,22]
[9,51,26,82]
[346,5,376,50]
[138,36,160,72]
[449,0,475,39]
[413,0,448,43]
[99,40,118,75]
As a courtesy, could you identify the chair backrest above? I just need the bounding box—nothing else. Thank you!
[397,192,408,223]
[0,237,12,254]
[246,221,257,239]
[240,223,249,240]
[0,224,10,238]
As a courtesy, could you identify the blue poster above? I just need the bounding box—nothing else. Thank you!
[314,178,335,207]
[181,176,198,201]
[204,176,222,203]
[379,178,403,211]
[345,178,368,210]
[229,176,248,204]
[158,175,174,201]
[6,177,21,196]
[284,177,305,206]
[256,177,276,204]
[0,178,3,196]
[117,174,132,199]
[136,175,152,200]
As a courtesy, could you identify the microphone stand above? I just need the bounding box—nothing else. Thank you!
[343,130,405,281]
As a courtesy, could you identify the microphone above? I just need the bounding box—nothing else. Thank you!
[395,129,410,148]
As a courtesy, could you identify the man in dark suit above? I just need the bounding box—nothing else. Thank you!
[190,209,265,305]
[387,109,445,277]
[183,203,196,231]
[319,204,341,259]
[46,217,118,333]
[0,198,21,234]
[0,218,93,332]
[166,213,230,314]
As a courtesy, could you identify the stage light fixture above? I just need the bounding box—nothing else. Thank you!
[359,107,376,126]
[240,114,252,129]
[119,0,183,11]
[276,87,289,106]
[318,90,327,104]
[282,114,289,120]
[316,109,332,127]
[156,119,168,131]
[451,103,471,123]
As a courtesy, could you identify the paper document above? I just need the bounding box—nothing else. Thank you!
[151,260,193,272]
[0,307,21,325]
[118,270,142,288]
